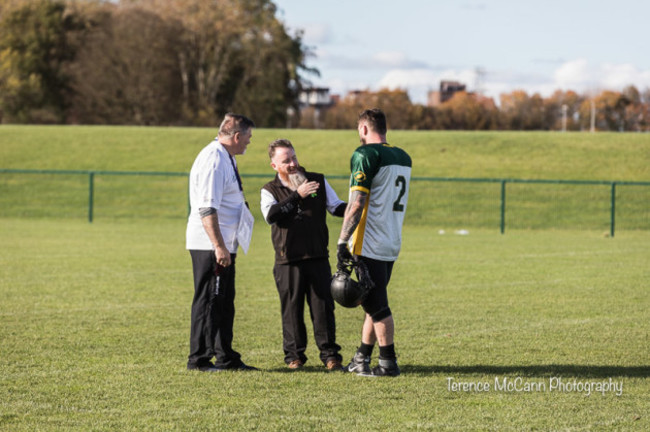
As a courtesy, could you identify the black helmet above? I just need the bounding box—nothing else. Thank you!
[330,259,374,308]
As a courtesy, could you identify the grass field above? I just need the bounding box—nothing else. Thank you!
[1,126,649,232]
[1,126,649,430]
[1,218,648,430]
[1,126,649,179]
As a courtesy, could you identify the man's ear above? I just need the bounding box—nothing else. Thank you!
[360,124,368,136]
[270,161,278,171]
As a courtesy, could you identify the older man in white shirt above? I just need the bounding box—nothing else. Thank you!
[186,113,258,372]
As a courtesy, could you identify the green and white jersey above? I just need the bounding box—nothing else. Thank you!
[348,143,412,261]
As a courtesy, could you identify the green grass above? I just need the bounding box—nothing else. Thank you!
[1,126,649,429]
[1,126,649,180]
[2,126,649,231]
[0,218,648,430]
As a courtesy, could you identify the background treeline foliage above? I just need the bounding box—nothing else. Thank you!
[1,0,649,130]
[300,87,650,132]
[0,0,315,126]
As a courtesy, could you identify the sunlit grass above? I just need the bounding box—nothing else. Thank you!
[0,218,648,430]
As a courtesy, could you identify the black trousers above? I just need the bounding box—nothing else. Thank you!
[188,250,242,369]
[273,258,342,365]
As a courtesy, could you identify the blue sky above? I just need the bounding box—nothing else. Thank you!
[273,0,650,104]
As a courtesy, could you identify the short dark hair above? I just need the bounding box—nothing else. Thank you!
[268,138,294,159]
[358,108,387,135]
[218,113,255,138]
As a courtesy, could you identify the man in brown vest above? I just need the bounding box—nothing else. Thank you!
[260,139,347,371]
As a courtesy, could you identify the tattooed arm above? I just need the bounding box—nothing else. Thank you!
[338,189,368,243]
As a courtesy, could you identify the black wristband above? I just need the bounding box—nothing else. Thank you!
[199,207,216,218]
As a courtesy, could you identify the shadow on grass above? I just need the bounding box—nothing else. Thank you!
[401,364,650,378]
[266,365,345,374]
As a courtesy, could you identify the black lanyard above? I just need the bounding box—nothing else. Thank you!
[227,153,243,192]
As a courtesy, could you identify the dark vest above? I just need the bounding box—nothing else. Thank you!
[262,172,330,264]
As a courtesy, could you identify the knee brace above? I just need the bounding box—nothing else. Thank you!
[371,307,392,323]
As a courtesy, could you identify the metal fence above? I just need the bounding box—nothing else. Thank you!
[1,169,649,236]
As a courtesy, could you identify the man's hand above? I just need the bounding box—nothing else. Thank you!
[337,242,353,270]
[297,180,319,198]
[214,244,232,267]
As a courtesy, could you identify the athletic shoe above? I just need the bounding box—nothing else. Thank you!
[345,351,371,375]
[326,359,344,372]
[370,358,400,377]
[287,359,304,370]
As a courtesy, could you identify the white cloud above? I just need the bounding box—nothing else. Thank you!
[475,60,650,102]
[553,59,593,89]
[378,68,480,104]
[308,57,650,106]
[552,59,650,93]
[600,63,650,89]
[377,69,439,103]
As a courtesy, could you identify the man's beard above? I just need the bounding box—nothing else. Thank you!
[288,169,307,191]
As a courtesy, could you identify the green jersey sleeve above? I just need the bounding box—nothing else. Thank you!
[349,146,379,192]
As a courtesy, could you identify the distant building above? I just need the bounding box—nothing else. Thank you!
[298,87,333,108]
[428,81,467,107]
[345,90,365,101]
[294,87,335,128]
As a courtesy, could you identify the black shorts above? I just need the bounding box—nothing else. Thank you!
[359,256,394,322]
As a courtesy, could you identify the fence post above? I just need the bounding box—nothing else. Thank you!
[500,180,506,234]
[610,182,616,238]
[88,171,95,223]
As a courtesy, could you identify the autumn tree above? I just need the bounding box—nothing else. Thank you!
[410,104,439,130]
[543,90,584,131]
[579,90,632,131]
[499,90,546,130]
[621,85,649,132]
[0,0,81,123]
[323,88,414,130]
[67,3,183,124]
[228,1,316,127]
[438,91,498,130]
[125,0,314,126]
[321,92,363,129]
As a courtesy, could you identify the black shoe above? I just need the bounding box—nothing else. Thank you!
[187,363,223,373]
[211,361,259,371]
[345,351,371,375]
[371,358,400,377]
[231,362,259,371]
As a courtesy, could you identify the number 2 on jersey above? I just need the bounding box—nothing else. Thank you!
[393,175,406,212]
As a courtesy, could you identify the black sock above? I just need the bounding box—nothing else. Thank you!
[358,343,374,358]
[379,344,396,360]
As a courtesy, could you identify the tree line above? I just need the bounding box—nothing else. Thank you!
[0,0,314,126]
[299,87,650,132]
[1,0,649,131]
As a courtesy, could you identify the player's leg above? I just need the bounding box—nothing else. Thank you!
[360,257,399,377]
[345,313,376,374]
